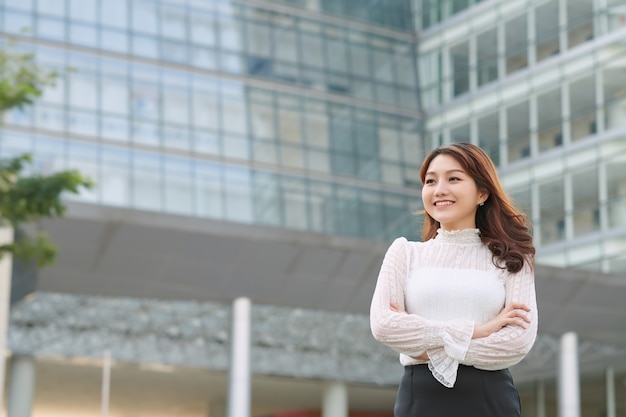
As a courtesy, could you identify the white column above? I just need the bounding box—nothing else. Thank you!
[536,380,546,417]
[595,69,605,133]
[7,355,36,417]
[558,332,580,417]
[529,94,538,156]
[322,382,348,417]
[442,46,452,102]
[527,7,537,66]
[531,183,542,246]
[561,82,571,145]
[559,0,568,52]
[606,367,616,417]
[563,174,574,241]
[497,21,506,79]
[598,162,609,232]
[498,106,508,166]
[469,35,477,91]
[470,116,478,146]
[0,225,14,414]
[227,297,251,417]
[593,0,608,37]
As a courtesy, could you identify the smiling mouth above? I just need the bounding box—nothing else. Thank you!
[434,201,454,207]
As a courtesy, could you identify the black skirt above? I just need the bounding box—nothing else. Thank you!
[394,364,522,417]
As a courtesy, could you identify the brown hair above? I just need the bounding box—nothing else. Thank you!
[419,142,535,273]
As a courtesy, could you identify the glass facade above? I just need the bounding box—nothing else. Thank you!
[0,0,424,241]
[418,0,626,273]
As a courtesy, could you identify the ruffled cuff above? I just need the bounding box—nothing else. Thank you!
[426,325,473,388]
[427,348,458,388]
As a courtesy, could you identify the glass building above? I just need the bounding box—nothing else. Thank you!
[0,0,423,243]
[1,0,626,416]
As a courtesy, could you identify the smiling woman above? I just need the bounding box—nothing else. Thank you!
[370,143,537,417]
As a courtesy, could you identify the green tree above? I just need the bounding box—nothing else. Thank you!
[0,47,93,267]
[0,46,93,413]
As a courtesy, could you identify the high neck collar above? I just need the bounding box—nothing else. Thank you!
[435,228,481,244]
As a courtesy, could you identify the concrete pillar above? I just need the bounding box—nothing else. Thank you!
[561,81,571,146]
[227,297,251,417]
[442,45,452,101]
[497,20,506,79]
[595,69,605,133]
[606,367,616,417]
[470,117,478,146]
[529,94,538,156]
[558,332,580,417]
[593,0,608,37]
[498,106,508,165]
[0,225,14,414]
[469,35,477,91]
[323,382,348,417]
[7,355,35,417]
[527,7,537,66]
[559,0,568,52]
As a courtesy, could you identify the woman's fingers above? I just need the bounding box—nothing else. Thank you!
[507,302,531,312]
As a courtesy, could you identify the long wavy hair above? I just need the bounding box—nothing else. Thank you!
[419,142,535,273]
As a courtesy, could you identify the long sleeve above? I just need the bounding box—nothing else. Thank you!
[462,258,538,368]
[369,237,475,365]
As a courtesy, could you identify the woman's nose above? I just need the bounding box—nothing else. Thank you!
[434,183,447,196]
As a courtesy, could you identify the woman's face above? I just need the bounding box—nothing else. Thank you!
[421,154,487,231]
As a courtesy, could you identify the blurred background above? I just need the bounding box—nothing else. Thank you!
[1,0,626,416]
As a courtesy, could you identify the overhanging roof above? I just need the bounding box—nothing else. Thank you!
[32,201,626,352]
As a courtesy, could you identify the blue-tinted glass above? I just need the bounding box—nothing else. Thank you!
[3,11,32,35]
[162,40,188,64]
[101,115,130,142]
[70,0,96,22]
[35,105,64,131]
[195,161,223,219]
[224,167,253,222]
[254,172,281,226]
[132,0,158,34]
[69,75,98,110]
[163,126,190,151]
[68,110,98,136]
[102,79,129,115]
[161,4,186,40]
[101,29,129,53]
[5,0,34,11]
[37,0,65,17]
[164,157,193,215]
[132,152,162,211]
[101,0,128,29]
[132,35,158,59]
[282,177,308,230]
[37,17,65,41]
[218,15,243,52]
[190,13,216,46]
[132,122,160,146]
[69,23,97,47]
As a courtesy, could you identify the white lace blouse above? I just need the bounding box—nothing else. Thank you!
[370,228,537,388]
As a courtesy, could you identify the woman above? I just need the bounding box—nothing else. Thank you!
[370,142,537,417]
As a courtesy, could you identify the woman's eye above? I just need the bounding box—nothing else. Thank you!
[449,177,460,182]
[425,179,435,184]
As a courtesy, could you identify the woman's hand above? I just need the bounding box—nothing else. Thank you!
[473,302,531,339]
